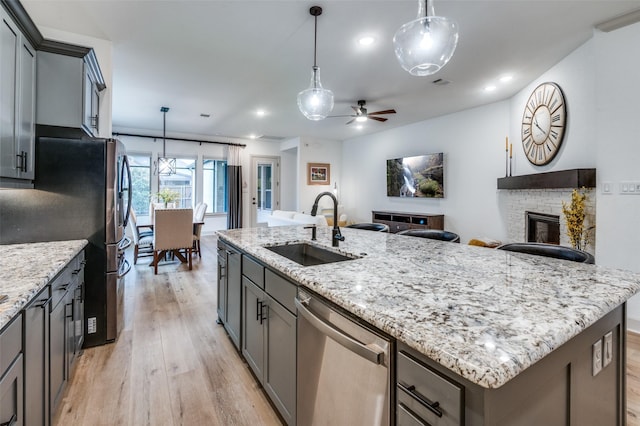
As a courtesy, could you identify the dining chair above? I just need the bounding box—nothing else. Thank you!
[153,208,194,274]
[128,216,153,264]
[192,202,208,257]
[129,208,153,238]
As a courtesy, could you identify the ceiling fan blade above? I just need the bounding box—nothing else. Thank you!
[345,118,356,125]
[368,109,397,115]
[351,106,361,114]
[369,116,388,122]
[327,114,356,118]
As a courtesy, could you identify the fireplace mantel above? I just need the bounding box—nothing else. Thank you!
[497,168,596,190]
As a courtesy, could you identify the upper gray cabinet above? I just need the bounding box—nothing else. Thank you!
[36,46,105,137]
[0,5,36,184]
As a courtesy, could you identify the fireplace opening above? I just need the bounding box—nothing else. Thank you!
[526,212,560,245]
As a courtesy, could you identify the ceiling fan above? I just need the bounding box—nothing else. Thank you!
[330,100,396,125]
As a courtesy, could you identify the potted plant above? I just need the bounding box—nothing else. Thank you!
[155,187,180,207]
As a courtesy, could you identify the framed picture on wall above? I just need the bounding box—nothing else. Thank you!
[307,163,331,185]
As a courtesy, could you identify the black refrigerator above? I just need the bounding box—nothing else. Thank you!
[33,136,132,347]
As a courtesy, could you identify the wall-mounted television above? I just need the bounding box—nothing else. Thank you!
[386,153,444,198]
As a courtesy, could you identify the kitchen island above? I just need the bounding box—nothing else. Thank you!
[218,225,640,425]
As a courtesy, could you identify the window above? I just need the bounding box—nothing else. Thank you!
[129,154,151,215]
[158,158,196,208]
[203,159,227,213]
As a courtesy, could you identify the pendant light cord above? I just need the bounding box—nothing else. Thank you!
[313,14,318,67]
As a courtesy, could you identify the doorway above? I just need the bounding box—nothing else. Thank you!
[250,156,280,227]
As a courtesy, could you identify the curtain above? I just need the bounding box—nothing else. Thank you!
[226,145,243,229]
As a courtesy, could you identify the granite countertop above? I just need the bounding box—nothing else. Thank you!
[217,226,640,389]
[0,240,88,330]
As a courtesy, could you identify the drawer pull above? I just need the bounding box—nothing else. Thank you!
[399,402,430,426]
[398,382,443,418]
[35,297,52,309]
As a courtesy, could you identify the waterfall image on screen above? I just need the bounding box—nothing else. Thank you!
[386,153,444,198]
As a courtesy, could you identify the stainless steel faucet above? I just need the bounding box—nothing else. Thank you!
[310,191,344,247]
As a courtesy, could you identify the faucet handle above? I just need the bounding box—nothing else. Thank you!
[304,224,317,241]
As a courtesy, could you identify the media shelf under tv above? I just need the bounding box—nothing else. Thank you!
[372,210,444,233]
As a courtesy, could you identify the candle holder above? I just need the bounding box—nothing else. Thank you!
[505,148,509,177]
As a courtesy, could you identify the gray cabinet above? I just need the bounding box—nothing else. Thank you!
[217,241,241,350]
[0,6,36,185]
[0,315,24,426]
[225,247,241,349]
[241,258,296,425]
[48,250,84,419]
[216,242,227,324]
[49,270,70,414]
[36,47,105,137]
[23,285,51,426]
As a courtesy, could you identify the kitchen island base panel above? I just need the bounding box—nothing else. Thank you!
[398,304,625,425]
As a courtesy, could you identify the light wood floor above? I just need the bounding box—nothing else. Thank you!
[54,235,281,425]
[54,234,640,425]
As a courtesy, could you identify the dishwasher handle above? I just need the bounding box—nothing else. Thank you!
[295,297,384,365]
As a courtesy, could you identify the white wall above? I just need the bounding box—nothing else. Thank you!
[342,101,510,242]
[297,137,343,215]
[38,26,113,137]
[593,22,640,330]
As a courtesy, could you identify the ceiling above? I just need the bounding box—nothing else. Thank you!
[21,0,640,142]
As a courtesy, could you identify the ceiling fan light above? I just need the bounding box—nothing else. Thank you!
[298,66,334,120]
[355,116,367,122]
[393,0,458,76]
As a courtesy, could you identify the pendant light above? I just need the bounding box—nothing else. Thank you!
[393,0,459,76]
[297,6,334,121]
[158,106,176,175]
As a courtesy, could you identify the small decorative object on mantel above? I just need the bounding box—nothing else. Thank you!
[521,82,567,166]
[561,188,594,251]
[505,136,509,177]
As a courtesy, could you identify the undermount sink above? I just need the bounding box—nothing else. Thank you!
[265,243,357,266]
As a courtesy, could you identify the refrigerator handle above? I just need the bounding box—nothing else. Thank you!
[122,155,132,227]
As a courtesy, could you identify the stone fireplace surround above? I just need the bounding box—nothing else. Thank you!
[498,169,596,256]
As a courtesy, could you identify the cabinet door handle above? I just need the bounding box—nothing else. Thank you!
[260,303,268,325]
[397,382,443,418]
[0,413,17,426]
[22,151,27,172]
[35,297,52,309]
[256,300,262,321]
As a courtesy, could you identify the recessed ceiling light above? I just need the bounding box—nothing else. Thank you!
[256,110,266,117]
[499,75,513,83]
[355,125,363,130]
[484,85,497,92]
[358,36,375,46]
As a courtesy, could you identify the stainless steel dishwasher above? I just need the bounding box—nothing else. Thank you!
[296,288,392,425]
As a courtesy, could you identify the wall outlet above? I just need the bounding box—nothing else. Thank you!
[603,331,613,368]
[88,317,97,334]
[620,181,640,195]
[602,182,613,194]
[592,339,603,376]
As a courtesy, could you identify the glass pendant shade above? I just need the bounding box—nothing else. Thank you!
[393,0,459,76]
[297,66,334,121]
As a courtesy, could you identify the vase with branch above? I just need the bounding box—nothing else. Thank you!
[561,188,594,251]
